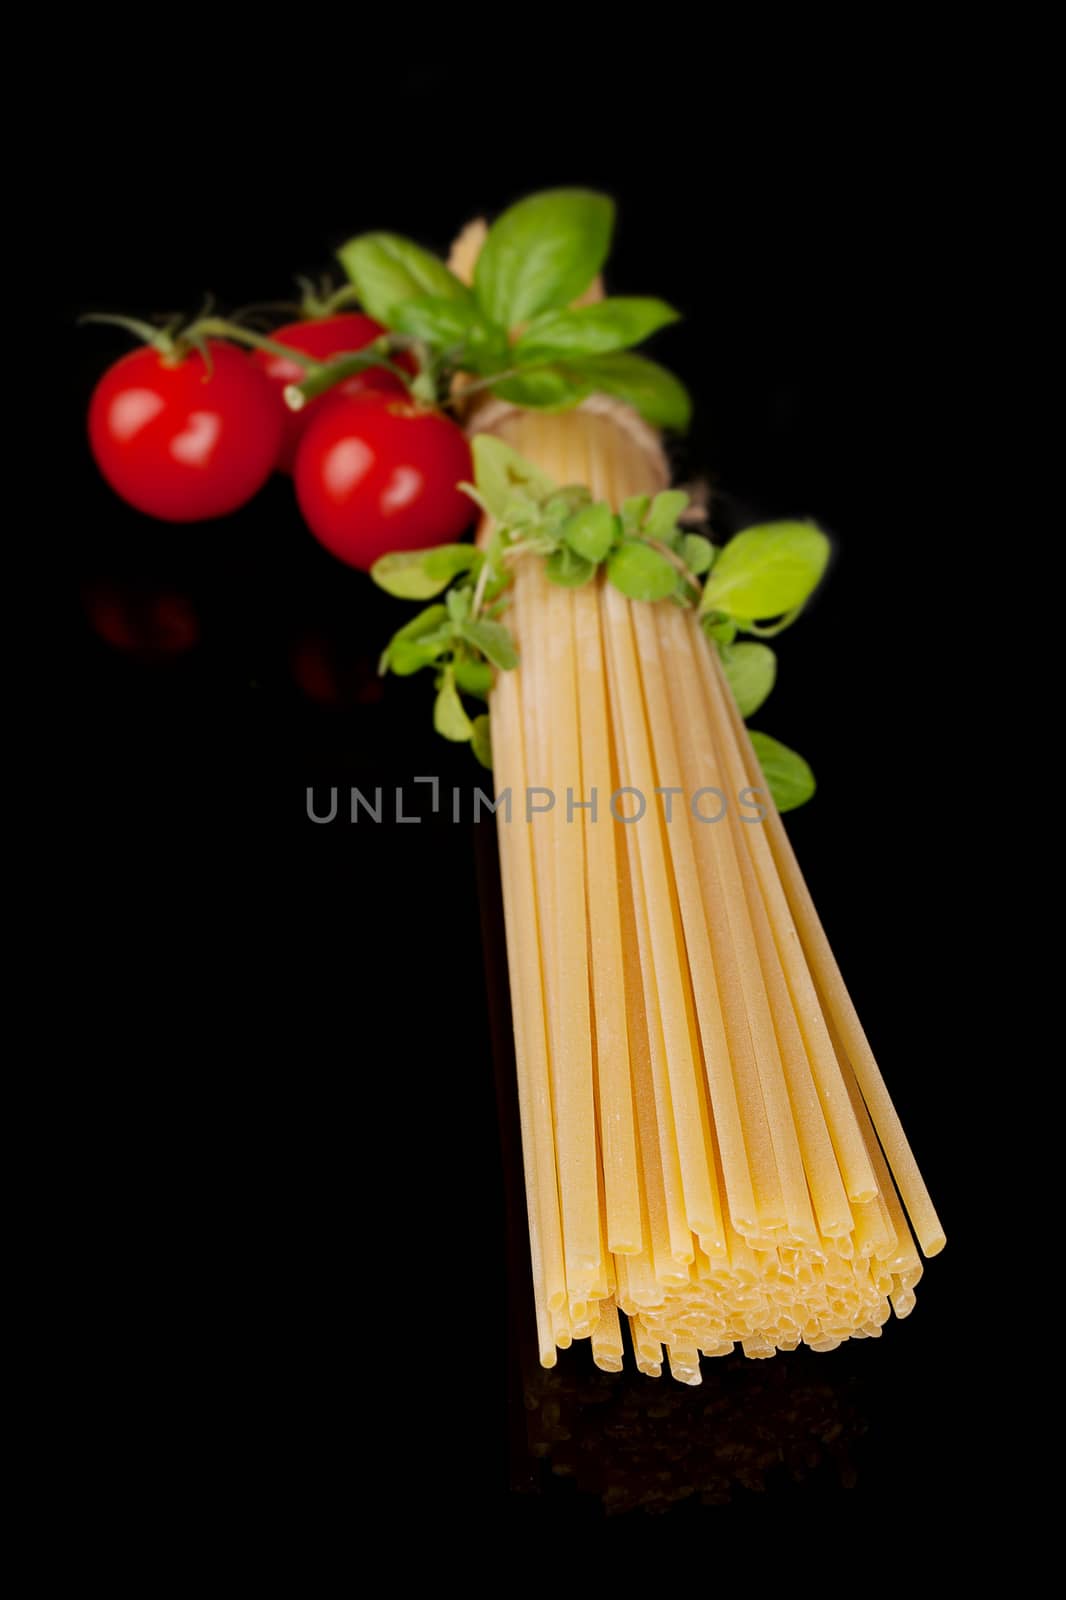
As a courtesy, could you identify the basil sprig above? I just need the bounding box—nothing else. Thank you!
[337,190,690,431]
[370,439,827,810]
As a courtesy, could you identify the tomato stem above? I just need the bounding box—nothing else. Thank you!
[294,276,329,318]
[292,277,366,320]
[229,299,305,321]
[79,312,178,358]
[283,341,416,410]
[188,316,325,370]
[321,284,367,316]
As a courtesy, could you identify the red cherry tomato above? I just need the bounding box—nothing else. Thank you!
[293,393,474,571]
[251,315,410,472]
[88,341,282,522]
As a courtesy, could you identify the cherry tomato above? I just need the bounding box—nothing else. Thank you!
[88,340,283,522]
[251,315,410,472]
[293,393,474,571]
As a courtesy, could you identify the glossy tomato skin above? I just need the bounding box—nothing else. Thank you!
[251,315,408,472]
[293,393,474,571]
[88,341,283,522]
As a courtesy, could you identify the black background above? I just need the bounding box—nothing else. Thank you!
[54,45,993,1546]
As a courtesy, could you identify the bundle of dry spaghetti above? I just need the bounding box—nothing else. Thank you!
[480,402,945,1384]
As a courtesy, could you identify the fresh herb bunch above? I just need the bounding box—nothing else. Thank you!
[322,190,690,429]
[372,438,829,811]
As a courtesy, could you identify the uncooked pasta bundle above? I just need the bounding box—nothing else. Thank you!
[351,193,946,1386]
[482,403,944,1383]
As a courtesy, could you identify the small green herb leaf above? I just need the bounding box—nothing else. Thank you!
[491,367,590,411]
[543,486,592,517]
[681,533,714,575]
[474,189,615,326]
[471,714,493,770]
[736,606,806,639]
[514,297,680,362]
[434,670,474,742]
[607,541,679,601]
[721,642,777,717]
[700,521,830,620]
[748,731,816,812]
[459,618,518,671]
[701,614,738,647]
[389,634,451,676]
[389,294,491,350]
[644,489,690,540]
[454,658,494,698]
[379,603,447,661]
[446,587,472,626]
[621,495,650,531]
[546,547,597,587]
[371,544,480,600]
[569,352,692,431]
[336,233,471,324]
[379,604,453,676]
[540,486,592,540]
[562,501,617,563]
[468,435,558,522]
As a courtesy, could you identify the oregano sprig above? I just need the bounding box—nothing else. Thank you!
[371,438,829,810]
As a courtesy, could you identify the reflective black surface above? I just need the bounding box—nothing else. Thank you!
[57,59,989,1529]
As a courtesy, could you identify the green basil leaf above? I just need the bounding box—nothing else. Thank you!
[568,352,692,432]
[434,670,474,741]
[474,189,615,326]
[514,297,680,362]
[391,295,510,375]
[371,545,480,600]
[469,435,558,522]
[681,533,714,575]
[699,521,830,620]
[389,294,486,346]
[453,658,494,698]
[546,547,597,588]
[490,367,590,411]
[471,714,493,770]
[459,618,518,671]
[606,541,679,602]
[462,329,513,376]
[336,233,472,324]
[643,489,690,540]
[747,731,816,812]
[720,641,777,717]
[562,502,617,563]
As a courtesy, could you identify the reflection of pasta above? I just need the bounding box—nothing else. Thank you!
[484,405,944,1383]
